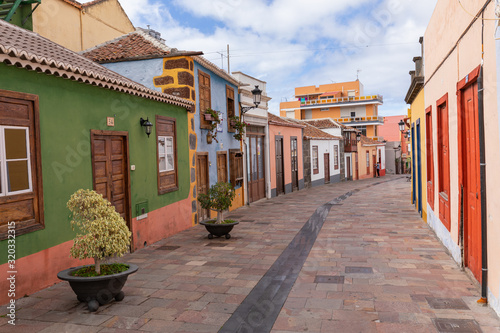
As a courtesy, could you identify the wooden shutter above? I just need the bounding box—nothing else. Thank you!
[217,151,228,183]
[229,149,243,187]
[426,106,434,209]
[199,70,211,129]
[226,85,236,132]
[156,115,178,194]
[0,90,44,239]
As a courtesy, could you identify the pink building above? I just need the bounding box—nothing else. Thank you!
[268,113,304,196]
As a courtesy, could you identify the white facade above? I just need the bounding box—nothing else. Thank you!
[309,139,341,186]
[231,71,272,202]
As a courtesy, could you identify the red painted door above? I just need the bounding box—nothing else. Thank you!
[463,82,481,281]
[438,99,450,230]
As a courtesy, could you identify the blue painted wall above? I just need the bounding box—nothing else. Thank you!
[103,59,163,92]
[194,61,240,187]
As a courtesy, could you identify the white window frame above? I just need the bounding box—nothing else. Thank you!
[312,146,318,171]
[0,126,33,196]
[158,135,175,172]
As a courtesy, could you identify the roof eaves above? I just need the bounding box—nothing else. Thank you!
[0,22,194,111]
[194,55,239,86]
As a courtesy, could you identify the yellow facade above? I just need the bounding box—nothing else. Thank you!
[409,89,426,222]
[32,0,134,52]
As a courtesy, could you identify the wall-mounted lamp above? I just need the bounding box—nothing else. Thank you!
[140,117,153,138]
[356,131,361,142]
[398,119,409,138]
[241,85,263,114]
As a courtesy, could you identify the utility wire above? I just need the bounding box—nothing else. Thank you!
[457,0,499,20]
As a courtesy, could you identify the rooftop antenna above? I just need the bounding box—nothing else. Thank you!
[356,69,362,80]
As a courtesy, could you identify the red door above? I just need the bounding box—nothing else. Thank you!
[438,97,450,230]
[463,82,481,281]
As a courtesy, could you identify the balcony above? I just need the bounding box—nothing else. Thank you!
[333,116,385,126]
[299,95,383,108]
[345,141,358,153]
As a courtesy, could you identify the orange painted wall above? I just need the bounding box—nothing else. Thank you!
[357,144,377,180]
[132,195,193,250]
[0,240,93,305]
[269,124,303,190]
[310,107,341,119]
[280,101,301,117]
[295,81,361,98]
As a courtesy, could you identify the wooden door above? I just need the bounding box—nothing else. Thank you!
[196,153,209,222]
[373,154,376,178]
[462,82,481,281]
[324,153,330,184]
[217,151,227,183]
[291,137,298,191]
[346,156,351,180]
[275,136,284,195]
[91,131,130,229]
[248,136,266,202]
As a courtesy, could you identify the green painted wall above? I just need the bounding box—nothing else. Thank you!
[0,63,190,262]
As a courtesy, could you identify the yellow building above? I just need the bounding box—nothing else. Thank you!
[405,40,426,222]
[280,80,384,140]
[32,0,134,52]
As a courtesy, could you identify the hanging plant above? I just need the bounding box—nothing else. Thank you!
[230,116,247,141]
[204,108,221,143]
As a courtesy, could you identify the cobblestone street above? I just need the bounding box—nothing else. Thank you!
[1,176,499,332]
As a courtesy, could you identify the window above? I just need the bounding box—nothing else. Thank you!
[350,111,356,118]
[226,85,236,132]
[198,70,212,129]
[156,115,178,194]
[1,127,32,195]
[312,146,319,174]
[0,90,43,239]
[334,145,339,170]
[426,106,434,209]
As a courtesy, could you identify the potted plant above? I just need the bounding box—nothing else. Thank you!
[230,116,247,141]
[198,182,238,239]
[204,108,221,143]
[57,189,138,312]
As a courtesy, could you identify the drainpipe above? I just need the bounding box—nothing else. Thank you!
[478,10,488,304]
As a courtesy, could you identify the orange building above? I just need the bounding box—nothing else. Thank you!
[280,80,384,140]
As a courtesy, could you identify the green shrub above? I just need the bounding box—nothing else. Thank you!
[198,182,236,224]
[67,189,131,274]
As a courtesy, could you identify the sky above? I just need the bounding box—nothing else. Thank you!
[81,0,438,116]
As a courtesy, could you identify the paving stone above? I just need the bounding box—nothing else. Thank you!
[3,177,500,333]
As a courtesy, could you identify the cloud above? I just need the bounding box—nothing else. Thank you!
[80,0,438,116]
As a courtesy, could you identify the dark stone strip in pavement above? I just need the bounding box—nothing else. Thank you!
[219,177,403,333]
[220,193,360,332]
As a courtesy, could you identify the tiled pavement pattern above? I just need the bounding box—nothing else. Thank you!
[1,176,499,332]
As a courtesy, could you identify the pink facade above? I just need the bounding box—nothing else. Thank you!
[268,114,304,196]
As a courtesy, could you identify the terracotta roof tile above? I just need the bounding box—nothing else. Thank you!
[268,113,305,128]
[361,136,385,146]
[0,20,194,110]
[82,30,171,63]
[304,118,357,131]
[286,119,343,140]
[82,29,240,86]
[81,0,108,7]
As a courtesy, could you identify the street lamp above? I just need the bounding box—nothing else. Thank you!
[241,85,263,114]
[398,119,409,138]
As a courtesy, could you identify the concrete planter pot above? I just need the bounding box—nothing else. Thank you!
[57,263,138,312]
[200,220,239,239]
